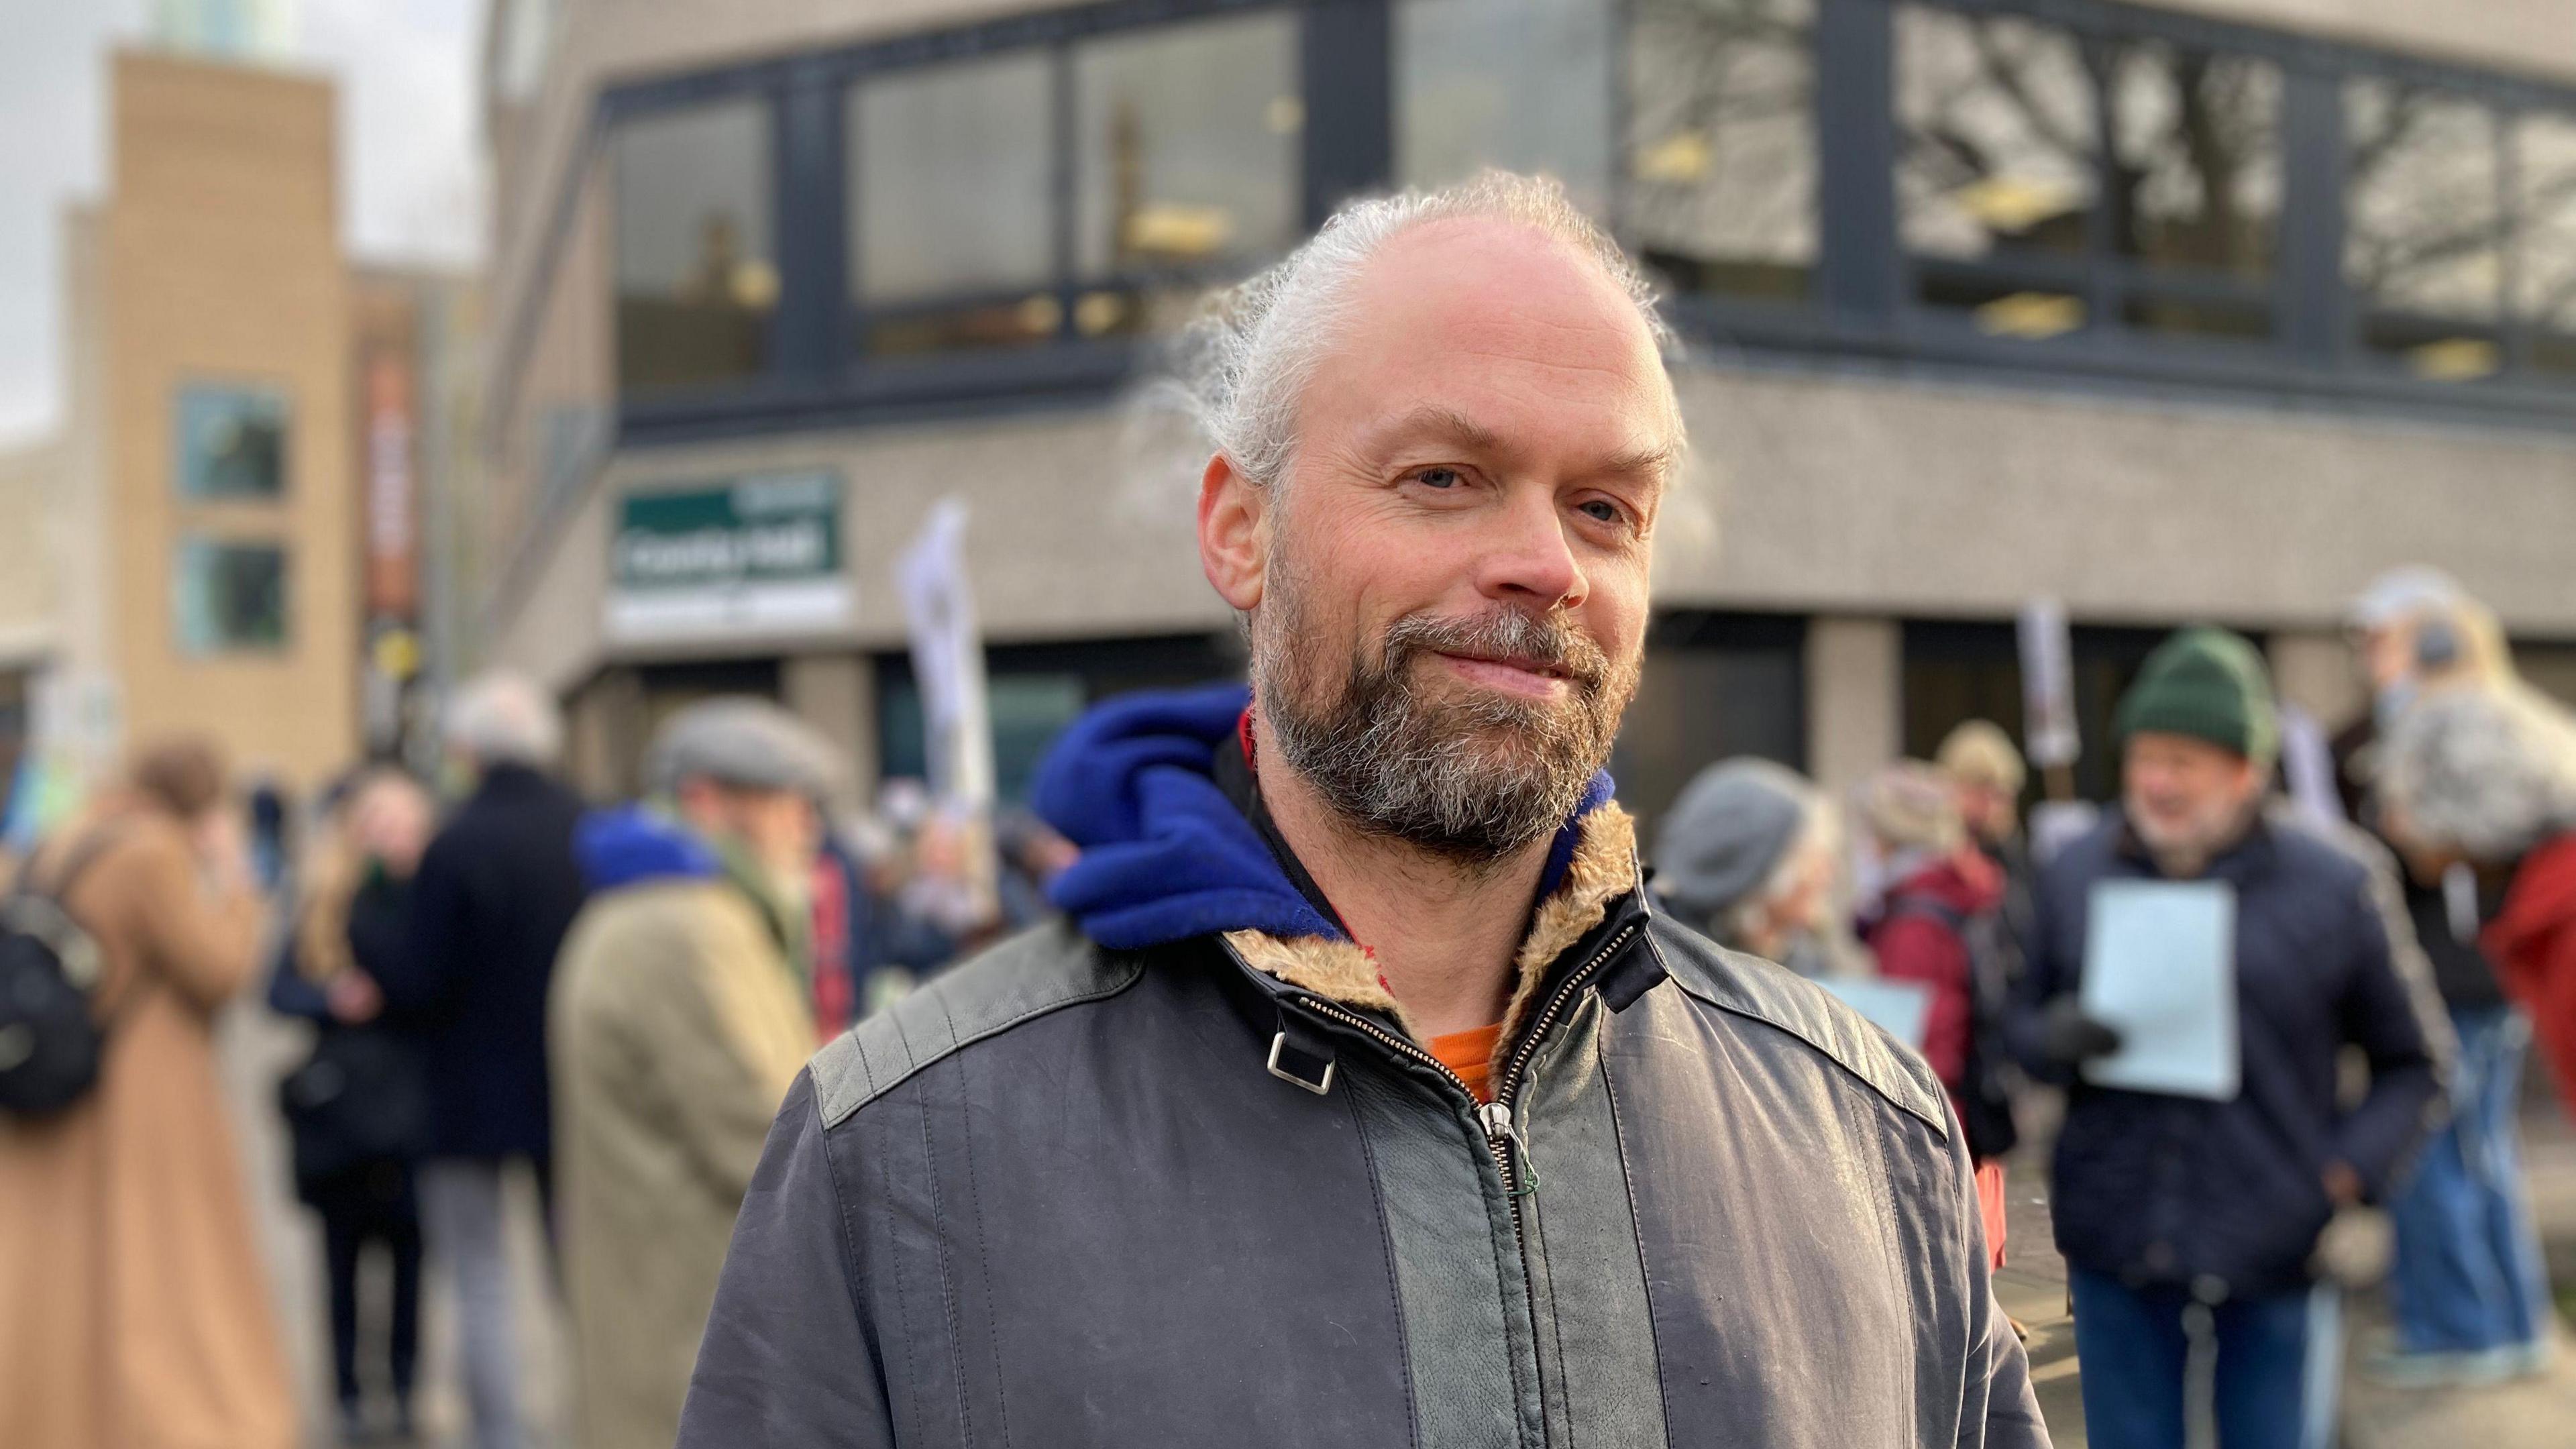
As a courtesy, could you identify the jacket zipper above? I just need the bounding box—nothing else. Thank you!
[1241,914,1645,1250]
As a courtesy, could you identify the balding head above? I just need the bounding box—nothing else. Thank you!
[1175,170,1681,496]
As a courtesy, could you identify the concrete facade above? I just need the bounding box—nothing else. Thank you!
[7,53,368,797]
[476,0,2576,804]
[99,51,358,788]
[0,439,60,668]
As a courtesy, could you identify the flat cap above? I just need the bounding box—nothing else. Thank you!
[644,696,845,800]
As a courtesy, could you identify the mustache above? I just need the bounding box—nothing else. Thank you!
[1379,608,1611,692]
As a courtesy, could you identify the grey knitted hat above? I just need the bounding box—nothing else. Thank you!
[1652,759,1817,926]
[644,696,845,800]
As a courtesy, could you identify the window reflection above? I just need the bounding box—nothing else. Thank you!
[614,101,776,392]
[2110,44,2278,278]
[2347,81,2504,377]
[1398,0,1613,216]
[851,53,1057,357]
[1075,13,1299,278]
[1625,0,1817,303]
[2520,113,2576,374]
[174,538,290,655]
[176,384,289,500]
[1896,8,2097,263]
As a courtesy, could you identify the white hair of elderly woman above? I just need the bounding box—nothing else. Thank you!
[1157,169,1680,494]
[2379,682,2576,863]
[443,671,564,768]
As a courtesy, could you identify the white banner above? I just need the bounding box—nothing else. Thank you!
[896,498,996,812]
[2017,598,2079,771]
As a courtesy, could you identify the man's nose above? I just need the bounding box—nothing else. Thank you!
[1471,485,1585,609]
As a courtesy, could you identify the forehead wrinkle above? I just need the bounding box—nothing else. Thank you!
[1353,402,1513,465]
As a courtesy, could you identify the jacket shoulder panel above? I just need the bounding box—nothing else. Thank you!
[1646,917,1953,1138]
[811,920,1144,1128]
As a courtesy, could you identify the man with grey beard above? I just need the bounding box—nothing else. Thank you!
[2013,627,2443,1449]
[678,172,2046,1448]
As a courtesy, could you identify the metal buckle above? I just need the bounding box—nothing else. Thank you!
[1266,1031,1336,1096]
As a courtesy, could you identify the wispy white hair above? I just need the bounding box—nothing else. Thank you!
[444,671,564,768]
[2379,684,2576,861]
[1161,170,1681,492]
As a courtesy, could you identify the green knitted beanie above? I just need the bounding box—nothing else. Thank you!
[2113,627,2278,765]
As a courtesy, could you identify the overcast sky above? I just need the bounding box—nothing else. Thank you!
[0,0,486,445]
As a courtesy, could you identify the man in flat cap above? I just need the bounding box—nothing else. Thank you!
[548,697,845,1449]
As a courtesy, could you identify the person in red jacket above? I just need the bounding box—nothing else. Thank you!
[1858,760,2012,1268]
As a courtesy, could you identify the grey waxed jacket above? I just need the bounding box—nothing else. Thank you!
[679,807,2047,1448]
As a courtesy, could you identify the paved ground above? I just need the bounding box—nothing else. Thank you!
[1994,1112,2576,1449]
[223,994,2576,1447]
[223,999,568,1448]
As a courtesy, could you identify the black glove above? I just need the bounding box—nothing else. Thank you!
[2039,996,2123,1067]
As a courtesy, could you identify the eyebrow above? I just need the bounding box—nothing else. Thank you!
[1369,404,1509,460]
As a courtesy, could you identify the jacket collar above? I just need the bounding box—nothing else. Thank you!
[1033,683,1644,1045]
[1223,801,1643,1041]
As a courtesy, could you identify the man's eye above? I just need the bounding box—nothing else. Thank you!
[1412,467,1462,489]
[1578,500,1623,525]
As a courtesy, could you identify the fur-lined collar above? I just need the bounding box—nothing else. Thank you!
[1226,802,1640,1065]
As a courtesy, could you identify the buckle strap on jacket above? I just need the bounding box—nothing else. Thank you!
[1267,1009,1338,1095]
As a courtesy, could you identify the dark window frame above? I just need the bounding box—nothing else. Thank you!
[582,0,2576,451]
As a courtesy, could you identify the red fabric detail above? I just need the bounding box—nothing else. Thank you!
[809,857,853,1042]
[2485,833,2576,1121]
[1974,1160,2010,1271]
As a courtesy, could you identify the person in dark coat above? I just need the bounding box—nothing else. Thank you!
[270,769,437,1442]
[2015,628,2446,1449]
[372,674,588,1449]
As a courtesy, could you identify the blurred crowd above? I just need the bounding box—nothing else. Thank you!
[2,563,2573,1447]
[0,676,1073,1448]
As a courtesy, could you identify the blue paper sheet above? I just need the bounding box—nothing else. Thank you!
[1821,977,1935,1052]
[2079,879,2240,1102]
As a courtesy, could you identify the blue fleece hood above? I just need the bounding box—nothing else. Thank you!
[576,804,723,892]
[1032,683,1612,952]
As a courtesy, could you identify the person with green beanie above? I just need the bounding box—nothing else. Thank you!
[2012,627,2446,1449]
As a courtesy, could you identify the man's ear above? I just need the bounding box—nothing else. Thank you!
[1197,452,1267,612]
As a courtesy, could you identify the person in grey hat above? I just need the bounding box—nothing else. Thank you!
[1652,758,1841,975]
[547,696,845,1449]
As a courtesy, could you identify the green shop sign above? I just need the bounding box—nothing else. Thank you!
[606,472,851,640]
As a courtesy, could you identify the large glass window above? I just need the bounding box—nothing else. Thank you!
[614,100,777,393]
[1624,0,1817,305]
[174,383,288,500]
[2519,113,2576,375]
[851,53,1057,356]
[1898,7,2280,343]
[1397,0,1614,217]
[1071,13,1301,338]
[2111,46,2279,276]
[1898,11,2097,265]
[1896,8,2098,336]
[174,538,288,655]
[2346,82,2506,377]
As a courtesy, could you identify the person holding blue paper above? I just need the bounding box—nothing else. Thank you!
[2012,628,2446,1449]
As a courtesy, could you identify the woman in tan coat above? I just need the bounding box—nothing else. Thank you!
[0,738,298,1449]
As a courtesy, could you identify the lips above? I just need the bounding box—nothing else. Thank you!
[1441,651,1567,680]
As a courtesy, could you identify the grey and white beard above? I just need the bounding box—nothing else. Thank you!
[2131,794,2259,879]
[1250,557,1638,869]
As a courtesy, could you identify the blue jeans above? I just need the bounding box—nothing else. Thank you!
[2388,1005,2555,1355]
[2070,1268,2341,1449]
